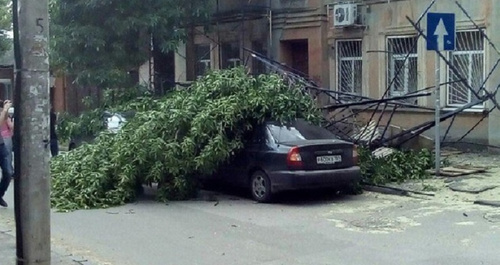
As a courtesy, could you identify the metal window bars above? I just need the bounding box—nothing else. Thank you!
[447,30,485,107]
[337,40,363,96]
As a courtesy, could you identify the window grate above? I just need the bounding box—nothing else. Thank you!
[337,40,362,96]
[447,30,485,107]
[387,36,418,100]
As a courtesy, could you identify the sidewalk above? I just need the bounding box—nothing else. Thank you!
[0,182,96,265]
[0,227,89,264]
[370,151,500,207]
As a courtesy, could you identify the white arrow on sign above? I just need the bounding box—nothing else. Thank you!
[434,18,449,51]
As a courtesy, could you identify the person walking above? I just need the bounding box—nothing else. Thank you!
[50,107,59,157]
[0,100,14,207]
[0,101,14,173]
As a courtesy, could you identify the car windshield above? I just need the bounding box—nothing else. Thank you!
[267,119,339,143]
[119,111,136,119]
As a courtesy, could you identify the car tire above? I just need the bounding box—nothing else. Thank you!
[340,182,362,195]
[250,170,272,203]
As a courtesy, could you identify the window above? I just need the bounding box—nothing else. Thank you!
[242,125,267,144]
[387,36,418,97]
[221,42,241,69]
[267,119,339,143]
[447,30,484,107]
[337,40,362,95]
[195,44,211,78]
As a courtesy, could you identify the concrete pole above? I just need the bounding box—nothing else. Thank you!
[13,0,51,264]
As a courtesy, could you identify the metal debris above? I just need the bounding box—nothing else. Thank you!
[372,147,396,159]
[431,166,487,177]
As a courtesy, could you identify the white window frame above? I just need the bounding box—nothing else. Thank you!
[227,58,241,68]
[386,36,419,97]
[195,44,212,78]
[389,54,418,96]
[336,39,362,95]
[197,59,211,79]
[220,42,241,70]
[446,30,486,108]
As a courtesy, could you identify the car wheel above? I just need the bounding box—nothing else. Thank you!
[340,182,362,195]
[250,170,272,203]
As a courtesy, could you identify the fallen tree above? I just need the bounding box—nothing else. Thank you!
[51,68,434,211]
[50,68,322,211]
[358,147,433,185]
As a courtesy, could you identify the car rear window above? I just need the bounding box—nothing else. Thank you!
[267,119,339,142]
[120,111,136,119]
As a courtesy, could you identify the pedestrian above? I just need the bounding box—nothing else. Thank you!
[50,107,59,157]
[0,101,14,173]
[0,100,14,207]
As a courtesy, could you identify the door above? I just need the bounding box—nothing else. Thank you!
[222,126,267,187]
[280,39,309,76]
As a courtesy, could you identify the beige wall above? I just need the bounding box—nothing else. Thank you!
[178,0,328,84]
[328,0,494,105]
[356,109,488,144]
[138,60,152,87]
[326,0,498,145]
[271,2,329,89]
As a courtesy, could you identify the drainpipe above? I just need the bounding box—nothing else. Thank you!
[241,1,245,63]
[217,0,222,69]
[268,0,273,59]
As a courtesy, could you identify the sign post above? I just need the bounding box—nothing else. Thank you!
[426,12,455,176]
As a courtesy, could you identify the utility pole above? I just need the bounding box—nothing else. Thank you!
[12,0,51,264]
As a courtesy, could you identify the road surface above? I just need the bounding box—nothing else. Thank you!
[1,186,499,265]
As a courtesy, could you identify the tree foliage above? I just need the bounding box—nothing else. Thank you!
[57,85,154,142]
[0,0,12,58]
[358,147,433,185]
[49,0,214,86]
[50,68,322,211]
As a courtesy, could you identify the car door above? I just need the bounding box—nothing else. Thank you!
[222,126,267,187]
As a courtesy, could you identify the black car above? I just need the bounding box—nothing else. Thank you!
[207,119,361,202]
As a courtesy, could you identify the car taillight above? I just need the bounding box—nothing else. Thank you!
[287,146,303,168]
[353,145,359,165]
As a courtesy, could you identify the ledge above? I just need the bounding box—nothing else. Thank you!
[347,105,488,116]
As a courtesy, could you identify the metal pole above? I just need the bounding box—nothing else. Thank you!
[14,0,51,264]
[435,54,441,176]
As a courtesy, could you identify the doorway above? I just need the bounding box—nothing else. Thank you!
[280,39,309,76]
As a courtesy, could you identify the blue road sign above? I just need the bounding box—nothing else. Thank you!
[426,12,455,51]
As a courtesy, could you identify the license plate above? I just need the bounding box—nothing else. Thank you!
[316,155,342,164]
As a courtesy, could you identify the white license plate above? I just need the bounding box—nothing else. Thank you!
[316,155,342,164]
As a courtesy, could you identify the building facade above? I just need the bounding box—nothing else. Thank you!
[0,48,14,101]
[175,0,329,86]
[333,0,499,148]
[174,0,500,148]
